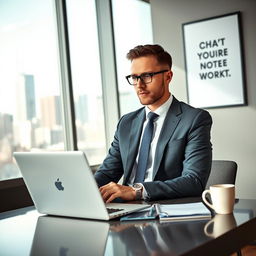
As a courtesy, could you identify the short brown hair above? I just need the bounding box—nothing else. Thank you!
[126,44,172,69]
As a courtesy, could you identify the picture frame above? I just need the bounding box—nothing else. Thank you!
[182,12,247,109]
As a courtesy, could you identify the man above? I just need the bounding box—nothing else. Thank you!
[95,44,212,202]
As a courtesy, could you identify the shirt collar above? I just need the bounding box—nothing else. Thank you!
[145,94,173,118]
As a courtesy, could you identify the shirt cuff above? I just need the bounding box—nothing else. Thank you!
[140,183,149,200]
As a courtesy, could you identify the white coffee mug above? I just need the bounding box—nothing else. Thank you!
[202,184,235,214]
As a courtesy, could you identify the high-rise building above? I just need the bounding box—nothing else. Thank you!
[16,74,36,122]
[75,94,88,124]
[24,75,36,120]
[40,95,62,129]
[0,113,13,140]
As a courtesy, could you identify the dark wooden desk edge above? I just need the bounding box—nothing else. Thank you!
[181,216,256,256]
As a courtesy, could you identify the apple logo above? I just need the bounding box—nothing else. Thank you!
[55,178,64,191]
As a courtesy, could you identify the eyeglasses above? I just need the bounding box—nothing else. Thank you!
[126,70,168,86]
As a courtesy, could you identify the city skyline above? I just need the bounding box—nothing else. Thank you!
[0,71,107,180]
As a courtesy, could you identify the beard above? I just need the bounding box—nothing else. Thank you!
[137,80,166,106]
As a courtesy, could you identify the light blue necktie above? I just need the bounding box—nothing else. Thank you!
[134,112,159,183]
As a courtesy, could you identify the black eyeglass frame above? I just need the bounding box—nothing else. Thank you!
[125,69,169,86]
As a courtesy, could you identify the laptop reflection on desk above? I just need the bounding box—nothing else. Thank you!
[30,216,109,256]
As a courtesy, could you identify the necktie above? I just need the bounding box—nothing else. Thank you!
[134,112,159,183]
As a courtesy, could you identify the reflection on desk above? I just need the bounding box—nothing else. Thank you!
[29,215,209,256]
[1,198,256,256]
[204,213,237,238]
[110,220,209,256]
[31,216,109,256]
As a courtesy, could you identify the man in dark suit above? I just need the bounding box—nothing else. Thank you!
[95,44,212,202]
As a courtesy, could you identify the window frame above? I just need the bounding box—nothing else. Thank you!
[0,0,120,212]
[0,0,78,212]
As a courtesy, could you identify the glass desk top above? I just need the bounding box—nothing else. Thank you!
[1,198,256,256]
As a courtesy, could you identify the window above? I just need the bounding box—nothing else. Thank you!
[0,0,154,211]
[0,0,64,181]
[112,0,153,115]
[66,0,106,165]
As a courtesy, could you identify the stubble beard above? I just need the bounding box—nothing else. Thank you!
[138,80,166,107]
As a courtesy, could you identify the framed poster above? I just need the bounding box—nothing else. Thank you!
[182,12,247,108]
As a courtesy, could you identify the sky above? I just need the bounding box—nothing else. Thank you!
[0,0,59,115]
[0,0,153,116]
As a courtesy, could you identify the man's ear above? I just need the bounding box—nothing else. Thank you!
[166,70,173,83]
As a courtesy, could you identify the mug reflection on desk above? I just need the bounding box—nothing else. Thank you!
[204,213,237,238]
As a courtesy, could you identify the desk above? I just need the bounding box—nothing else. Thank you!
[0,198,256,256]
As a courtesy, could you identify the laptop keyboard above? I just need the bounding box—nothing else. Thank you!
[107,207,124,214]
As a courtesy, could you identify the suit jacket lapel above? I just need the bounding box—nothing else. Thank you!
[123,109,145,184]
[152,97,182,179]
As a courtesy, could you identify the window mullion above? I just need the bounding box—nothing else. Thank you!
[95,0,120,148]
[54,0,78,151]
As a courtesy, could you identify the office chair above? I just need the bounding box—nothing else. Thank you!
[205,160,237,189]
[205,160,241,256]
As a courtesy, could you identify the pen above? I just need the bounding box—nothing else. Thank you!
[153,203,162,216]
[153,203,169,218]
[149,204,155,216]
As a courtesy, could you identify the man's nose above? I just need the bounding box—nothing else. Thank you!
[136,77,146,88]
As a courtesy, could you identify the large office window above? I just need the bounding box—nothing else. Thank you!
[112,0,153,115]
[0,0,153,189]
[0,0,64,181]
[66,0,106,165]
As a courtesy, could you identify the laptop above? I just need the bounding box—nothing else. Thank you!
[30,216,110,256]
[13,151,149,220]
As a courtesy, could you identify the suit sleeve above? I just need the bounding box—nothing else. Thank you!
[94,118,124,187]
[143,110,212,201]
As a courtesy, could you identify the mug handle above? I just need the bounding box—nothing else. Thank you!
[202,190,215,211]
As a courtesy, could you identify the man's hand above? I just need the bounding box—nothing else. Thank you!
[99,182,136,203]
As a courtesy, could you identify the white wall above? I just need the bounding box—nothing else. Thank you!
[151,0,256,199]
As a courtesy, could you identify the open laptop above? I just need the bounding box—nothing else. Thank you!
[13,151,149,220]
[30,216,110,256]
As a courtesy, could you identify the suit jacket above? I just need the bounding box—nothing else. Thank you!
[94,96,212,200]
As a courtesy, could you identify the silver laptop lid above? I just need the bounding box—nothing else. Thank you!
[14,151,110,220]
[14,151,149,220]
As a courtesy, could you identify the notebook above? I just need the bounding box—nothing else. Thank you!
[120,202,211,222]
[154,202,211,222]
[13,151,149,220]
[30,216,110,256]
